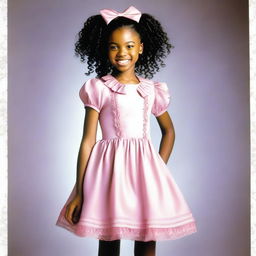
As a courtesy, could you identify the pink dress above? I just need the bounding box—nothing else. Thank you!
[56,74,197,241]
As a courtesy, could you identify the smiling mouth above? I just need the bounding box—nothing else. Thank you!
[116,59,131,66]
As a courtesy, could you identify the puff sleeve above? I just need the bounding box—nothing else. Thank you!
[79,78,104,113]
[151,81,171,117]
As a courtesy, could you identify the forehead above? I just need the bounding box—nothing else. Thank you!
[108,27,141,43]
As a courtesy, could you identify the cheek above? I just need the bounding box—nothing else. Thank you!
[108,51,115,61]
[132,47,141,58]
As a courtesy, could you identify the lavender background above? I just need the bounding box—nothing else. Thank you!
[8,0,250,255]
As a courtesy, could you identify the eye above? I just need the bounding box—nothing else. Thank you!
[127,45,134,49]
[109,45,118,50]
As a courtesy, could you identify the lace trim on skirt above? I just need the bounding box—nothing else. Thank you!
[56,218,197,242]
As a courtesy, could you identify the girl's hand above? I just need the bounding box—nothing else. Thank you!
[65,194,83,225]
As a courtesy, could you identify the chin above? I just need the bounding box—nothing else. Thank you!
[113,65,135,73]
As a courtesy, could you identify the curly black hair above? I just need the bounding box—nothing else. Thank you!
[74,13,174,78]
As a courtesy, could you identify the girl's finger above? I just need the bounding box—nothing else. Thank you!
[68,207,75,224]
[66,204,75,225]
[65,204,71,221]
[72,206,81,224]
[64,205,69,221]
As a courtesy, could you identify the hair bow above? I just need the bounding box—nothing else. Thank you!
[100,6,142,25]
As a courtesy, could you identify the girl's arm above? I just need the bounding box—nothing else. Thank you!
[156,111,175,164]
[65,107,99,225]
[75,107,99,196]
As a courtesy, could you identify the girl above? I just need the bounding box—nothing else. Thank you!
[56,6,197,256]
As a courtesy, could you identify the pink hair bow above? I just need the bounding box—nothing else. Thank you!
[100,6,142,25]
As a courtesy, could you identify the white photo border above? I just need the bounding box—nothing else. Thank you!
[0,0,7,255]
[0,0,254,255]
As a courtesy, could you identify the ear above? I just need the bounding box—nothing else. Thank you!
[139,43,144,54]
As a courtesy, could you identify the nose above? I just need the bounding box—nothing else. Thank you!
[117,47,127,57]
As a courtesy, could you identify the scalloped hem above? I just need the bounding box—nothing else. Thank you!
[56,220,197,242]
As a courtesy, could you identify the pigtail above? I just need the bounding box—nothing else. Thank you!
[74,15,108,76]
[136,14,174,78]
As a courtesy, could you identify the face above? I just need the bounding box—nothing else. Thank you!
[108,26,143,74]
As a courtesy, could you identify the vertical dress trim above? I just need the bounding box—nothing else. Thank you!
[110,91,122,138]
[142,96,149,139]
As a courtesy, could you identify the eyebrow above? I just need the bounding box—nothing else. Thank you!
[108,41,135,44]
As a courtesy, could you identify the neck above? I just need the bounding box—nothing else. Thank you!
[111,70,139,84]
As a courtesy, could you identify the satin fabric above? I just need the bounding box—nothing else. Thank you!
[56,75,197,241]
[100,6,142,25]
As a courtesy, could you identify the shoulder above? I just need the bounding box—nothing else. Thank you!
[148,78,170,101]
[81,77,106,88]
[139,76,167,87]
[79,77,106,112]
[139,76,169,93]
[79,77,107,94]
[149,79,171,116]
[153,80,169,92]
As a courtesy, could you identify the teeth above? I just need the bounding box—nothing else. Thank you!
[117,60,130,65]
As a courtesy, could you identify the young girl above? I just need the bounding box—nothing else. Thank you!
[56,6,197,256]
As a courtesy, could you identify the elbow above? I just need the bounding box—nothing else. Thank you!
[161,126,175,137]
[162,127,175,145]
[80,137,97,150]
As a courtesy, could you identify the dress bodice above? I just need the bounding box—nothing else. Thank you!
[79,74,171,140]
